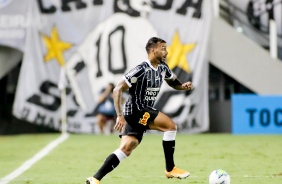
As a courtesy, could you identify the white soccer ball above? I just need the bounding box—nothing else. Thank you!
[209,169,231,184]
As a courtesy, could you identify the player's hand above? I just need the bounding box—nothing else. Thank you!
[182,81,193,90]
[114,115,126,133]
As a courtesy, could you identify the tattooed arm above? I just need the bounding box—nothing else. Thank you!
[113,79,129,132]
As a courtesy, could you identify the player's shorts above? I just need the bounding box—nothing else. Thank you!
[121,106,159,143]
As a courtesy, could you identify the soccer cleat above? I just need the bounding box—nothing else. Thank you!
[86,177,100,184]
[165,166,190,179]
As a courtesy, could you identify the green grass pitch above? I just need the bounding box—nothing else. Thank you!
[0,133,281,183]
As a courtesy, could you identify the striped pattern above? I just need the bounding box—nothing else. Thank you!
[123,59,173,115]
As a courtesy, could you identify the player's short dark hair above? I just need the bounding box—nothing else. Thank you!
[145,37,166,53]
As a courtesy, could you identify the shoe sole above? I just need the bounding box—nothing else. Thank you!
[166,173,190,179]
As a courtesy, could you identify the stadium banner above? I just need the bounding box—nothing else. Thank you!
[228,0,282,47]
[0,0,30,51]
[232,94,282,134]
[0,0,211,133]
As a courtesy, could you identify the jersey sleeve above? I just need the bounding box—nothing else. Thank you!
[163,62,174,79]
[123,65,144,87]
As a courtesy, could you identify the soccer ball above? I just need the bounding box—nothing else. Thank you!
[209,169,231,184]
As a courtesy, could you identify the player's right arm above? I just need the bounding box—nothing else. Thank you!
[113,79,129,132]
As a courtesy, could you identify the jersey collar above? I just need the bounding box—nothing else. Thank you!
[145,59,158,71]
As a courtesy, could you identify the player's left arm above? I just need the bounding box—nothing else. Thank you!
[163,62,193,91]
[165,77,193,91]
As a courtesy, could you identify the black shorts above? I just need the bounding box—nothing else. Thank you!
[120,107,159,143]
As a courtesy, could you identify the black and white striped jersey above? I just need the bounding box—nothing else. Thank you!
[123,59,174,115]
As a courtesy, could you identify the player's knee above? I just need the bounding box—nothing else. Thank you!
[161,122,177,132]
[168,122,177,131]
[121,149,132,156]
[120,139,138,156]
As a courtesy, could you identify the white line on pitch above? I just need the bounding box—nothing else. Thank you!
[0,133,70,184]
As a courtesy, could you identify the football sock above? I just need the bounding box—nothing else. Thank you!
[113,149,127,161]
[94,149,127,180]
[163,131,177,172]
[93,153,120,180]
[163,140,175,171]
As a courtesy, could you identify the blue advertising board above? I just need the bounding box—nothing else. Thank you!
[232,94,282,134]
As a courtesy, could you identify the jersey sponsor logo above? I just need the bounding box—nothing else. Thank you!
[145,87,159,101]
[145,96,157,101]
[146,87,160,91]
[139,112,150,126]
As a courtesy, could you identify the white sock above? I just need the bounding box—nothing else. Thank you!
[163,130,177,141]
[113,149,127,162]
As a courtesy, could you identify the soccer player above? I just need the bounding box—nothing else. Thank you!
[86,37,193,184]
